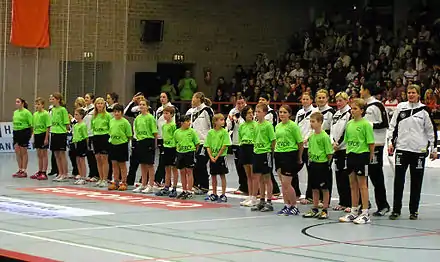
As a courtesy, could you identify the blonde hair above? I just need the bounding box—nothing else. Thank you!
[193,92,212,107]
[310,111,324,123]
[301,92,313,100]
[93,97,107,117]
[256,102,268,113]
[408,84,421,95]
[316,89,329,98]
[212,113,225,128]
[35,97,45,105]
[424,88,433,101]
[74,97,86,109]
[335,91,349,101]
[351,98,366,110]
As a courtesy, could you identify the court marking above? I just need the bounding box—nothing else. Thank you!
[0,228,171,262]
[0,248,61,262]
[21,215,274,234]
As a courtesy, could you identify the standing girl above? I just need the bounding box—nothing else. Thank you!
[274,105,304,215]
[92,97,112,187]
[12,98,33,178]
[68,97,86,179]
[31,97,51,180]
[49,92,70,182]
[72,108,88,185]
[106,92,119,116]
[84,93,99,181]
[205,114,231,202]
[132,99,158,194]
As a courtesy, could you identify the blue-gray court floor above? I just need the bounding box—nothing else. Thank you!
[0,152,440,262]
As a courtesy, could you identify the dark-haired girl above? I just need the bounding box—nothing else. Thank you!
[84,93,99,182]
[12,98,33,178]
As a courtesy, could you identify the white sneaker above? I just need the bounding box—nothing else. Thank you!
[244,198,258,207]
[142,185,154,194]
[339,212,359,223]
[99,180,108,188]
[74,179,86,185]
[240,197,251,206]
[95,180,102,187]
[133,186,145,193]
[353,213,371,224]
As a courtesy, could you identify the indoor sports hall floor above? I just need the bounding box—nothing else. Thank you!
[0,153,440,262]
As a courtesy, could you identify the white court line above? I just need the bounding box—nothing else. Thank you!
[0,228,170,262]
[21,215,273,234]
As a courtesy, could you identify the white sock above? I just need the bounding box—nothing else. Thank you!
[351,207,358,214]
[362,209,369,215]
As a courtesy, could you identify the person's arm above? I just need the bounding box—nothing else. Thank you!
[387,104,399,154]
[297,142,304,164]
[423,109,438,160]
[215,145,227,162]
[369,143,375,162]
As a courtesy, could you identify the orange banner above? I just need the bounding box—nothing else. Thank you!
[10,0,50,48]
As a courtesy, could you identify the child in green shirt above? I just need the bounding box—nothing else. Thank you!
[72,108,88,185]
[132,99,158,194]
[156,106,179,198]
[32,97,51,180]
[205,114,231,202]
[340,98,375,225]
[251,103,276,212]
[108,104,133,191]
[12,97,33,178]
[174,115,200,199]
[303,112,334,219]
[238,105,258,207]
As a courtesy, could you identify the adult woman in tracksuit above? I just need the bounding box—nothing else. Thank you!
[226,96,247,194]
[361,82,390,216]
[388,84,437,220]
[187,92,214,195]
[330,92,352,212]
[154,92,179,185]
[84,93,99,181]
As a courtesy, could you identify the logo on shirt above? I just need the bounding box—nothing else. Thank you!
[400,112,406,118]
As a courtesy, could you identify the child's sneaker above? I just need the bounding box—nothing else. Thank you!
[169,189,177,198]
[353,213,371,224]
[16,171,27,178]
[339,212,358,223]
[30,171,40,179]
[251,201,265,211]
[303,208,319,218]
[288,206,301,216]
[118,183,127,191]
[185,192,194,199]
[108,182,118,191]
[245,198,258,207]
[389,212,400,220]
[218,194,227,203]
[176,191,187,199]
[36,173,48,180]
[74,179,86,185]
[260,202,274,212]
[155,187,170,196]
[409,212,419,220]
[133,186,144,193]
[240,197,251,206]
[317,210,329,220]
[205,194,218,202]
[277,206,290,216]
[99,180,108,187]
[142,185,154,194]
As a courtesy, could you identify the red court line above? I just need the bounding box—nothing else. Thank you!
[0,249,60,262]
[126,231,440,261]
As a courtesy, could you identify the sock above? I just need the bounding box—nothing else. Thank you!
[172,186,176,190]
[260,198,265,202]
[362,209,369,215]
[351,207,358,214]
[267,199,272,204]
[164,186,169,190]
[286,204,291,208]
[312,207,319,212]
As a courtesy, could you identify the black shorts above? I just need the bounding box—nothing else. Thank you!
[210,156,229,175]
[176,152,195,170]
[239,144,254,165]
[72,140,88,157]
[309,162,332,190]
[274,151,299,176]
[33,133,48,149]
[347,152,370,176]
[109,142,129,162]
[93,134,110,155]
[13,128,31,148]
[136,138,155,165]
[252,152,273,175]
[163,147,177,166]
[50,133,67,151]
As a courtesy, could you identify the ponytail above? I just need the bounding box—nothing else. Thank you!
[203,98,212,107]
[52,92,66,107]
[193,92,212,107]
[17,98,28,109]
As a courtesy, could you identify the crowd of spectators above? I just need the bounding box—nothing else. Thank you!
[214,5,440,118]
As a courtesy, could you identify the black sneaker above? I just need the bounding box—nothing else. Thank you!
[251,201,265,211]
[409,212,419,220]
[176,191,187,199]
[260,203,274,212]
[373,208,390,217]
[389,212,401,220]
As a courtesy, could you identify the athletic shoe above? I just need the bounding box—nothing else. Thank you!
[318,202,324,208]
[99,180,108,188]
[205,194,218,202]
[13,170,23,178]
[288,206,301,216]
[74,179,86,185]
[47,171,57,176]
[118,183,127,191]
[186,192,194,199]
[30,171,40,179]
[317,210,329,220]
[409,212,419,220]
[169,189,177,198]
[260,203,274,212]
[244,198,258,207]
[133,186,145,193]
[373,208,390,217]
[108,182,118,191]
[389,212,400,220]
[277,206,289,216]
[155,188,170,196]
[233,189,244,195]
[36,173,48,180]
[240,197,251,206]
[176,191,187,199]
[339,212,358,223]
[303,208,319,218]
[353,213,371,224]
[218,194,227,203]
[95,180,102,187]
[142,185,154,194]
[251,201,265,211]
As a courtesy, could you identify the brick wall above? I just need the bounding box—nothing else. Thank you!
[0,0,314,120]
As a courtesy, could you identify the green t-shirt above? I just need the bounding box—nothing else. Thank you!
[179,78,197,100]
[308,130,334,163]
[162,122,177,148]
[109,118,132,145]
[72,122,88,143]
[238,121,257,145]
[13,108,33,131]
[253,120,275,154]
[33,110,51,135]
[344,118,375,154]
[134,113,157,141]
[92,112,112,136]
[50,106,70,134]
[174,127,200,153]
[274,120,303,153]
[204,128,231,157]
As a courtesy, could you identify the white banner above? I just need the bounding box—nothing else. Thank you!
[0,122,35,153]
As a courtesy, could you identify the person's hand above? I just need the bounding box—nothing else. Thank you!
[333,142,339,151]
[430,151,437,161]
[297,158,303,165]
[44,137,49,145]
[210,156,216,163]
[388,144,394,155]
[369,153,374,163]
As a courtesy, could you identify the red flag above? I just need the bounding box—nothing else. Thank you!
[10,0,50,48]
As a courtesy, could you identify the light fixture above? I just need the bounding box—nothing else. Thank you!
[173,53,184,62]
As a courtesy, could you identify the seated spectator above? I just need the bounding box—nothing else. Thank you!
[425,88,437,112]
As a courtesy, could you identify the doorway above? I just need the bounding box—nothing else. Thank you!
[156,62,195,98]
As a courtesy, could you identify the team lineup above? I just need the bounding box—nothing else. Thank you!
[10,83,437,224]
